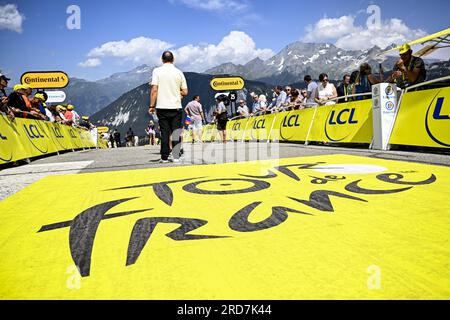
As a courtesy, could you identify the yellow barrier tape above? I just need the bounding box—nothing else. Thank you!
[0,155,449,299]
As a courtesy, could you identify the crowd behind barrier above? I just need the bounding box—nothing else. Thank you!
[0,115,103,165]
[184,84,450,150]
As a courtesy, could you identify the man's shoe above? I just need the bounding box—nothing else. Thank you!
[158,159,170,163]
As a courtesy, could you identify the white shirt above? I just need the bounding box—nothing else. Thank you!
[317,83,337,106]
[237,105,249,117]
[307,81,318,105]
[151,63,188,110]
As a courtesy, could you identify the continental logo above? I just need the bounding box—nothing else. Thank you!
[21,71,69,89]
[23,122,49,153]
[325,108,358,142]
[425,92,450,147]
[210,77,245,91]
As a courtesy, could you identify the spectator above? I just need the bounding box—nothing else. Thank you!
[146,120,156,146]
[315,73,338,106]
[237,99,249,118]
[68,105,81,126]
[126,128,134,147]
[284,86,292,105]
[337,74,353,103]
[304,75,318,107]
[8,85,42,119]
[64,105,74,125]
[0,74,14,120]
[109,130,116,148]
[30,93,48,120]
[113,129,121,147]
[274,85,287,111]
[354,63,382,100]
[250,93,259,114]
[389,44,426,89]
[80,116,94,130]
[214,94,229,144]
[252,94,267,115]
[288,89,303,110]
[56,105,69,124]
[300,89,308,106]
[184,95,204,143]
[149,51,188,163]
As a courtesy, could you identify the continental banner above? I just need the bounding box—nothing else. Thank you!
[0,116,99,164]
[389,87,450,148]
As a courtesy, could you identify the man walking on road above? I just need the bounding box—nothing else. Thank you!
[149,51,188,163]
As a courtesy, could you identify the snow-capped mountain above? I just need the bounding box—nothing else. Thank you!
[206,42,400,84]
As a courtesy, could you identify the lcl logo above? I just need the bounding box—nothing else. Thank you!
[232,122,241,131]
[328,108,358,125]
[426,96,450,147]
[24,124,45,139]
[282,115,300,127]
[52,127,64,138]
[69,129,77,139]
[253,119,266,129]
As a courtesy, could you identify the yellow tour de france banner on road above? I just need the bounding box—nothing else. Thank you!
[189,99,373,144]
[0,154,449,299]
[0,115,98,164]
[389,87,450,148]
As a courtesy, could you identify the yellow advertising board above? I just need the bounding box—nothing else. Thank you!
[389,87,450,148]
[273,108,317,142]
[21,71,70,89]
[0,155,449,299]
[210,77,245,91]
[307,100,373,143]
[0,116,99,164]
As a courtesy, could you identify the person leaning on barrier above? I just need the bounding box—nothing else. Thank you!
[237,99,250,118]
[387,44,426,89]
[337,74,354,103]
[31,93,49,120]
[304,75,319,107]
[315,73,338,106]
[354,63,382,100]
[68,105,81,126]
[0,74,14,121]
[8,84,43,120]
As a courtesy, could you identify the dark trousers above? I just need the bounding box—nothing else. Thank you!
[156,108,183,160]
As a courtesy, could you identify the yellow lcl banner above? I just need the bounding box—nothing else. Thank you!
[0,115,101,164]
[185,99,373,144]
[21,71,69,89]
[389,87,450,148]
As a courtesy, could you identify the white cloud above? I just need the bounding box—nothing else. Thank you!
[87,37,174,64]
[78,58,102,68]
[175,31,275,71]
[168,0,248,12]
[0,4,25,33]
[303,15,427,51]
[303,16,357,42]
[82,31,274,72]
[335,19,427,50]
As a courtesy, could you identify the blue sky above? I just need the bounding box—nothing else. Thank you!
[1,0,449,83]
